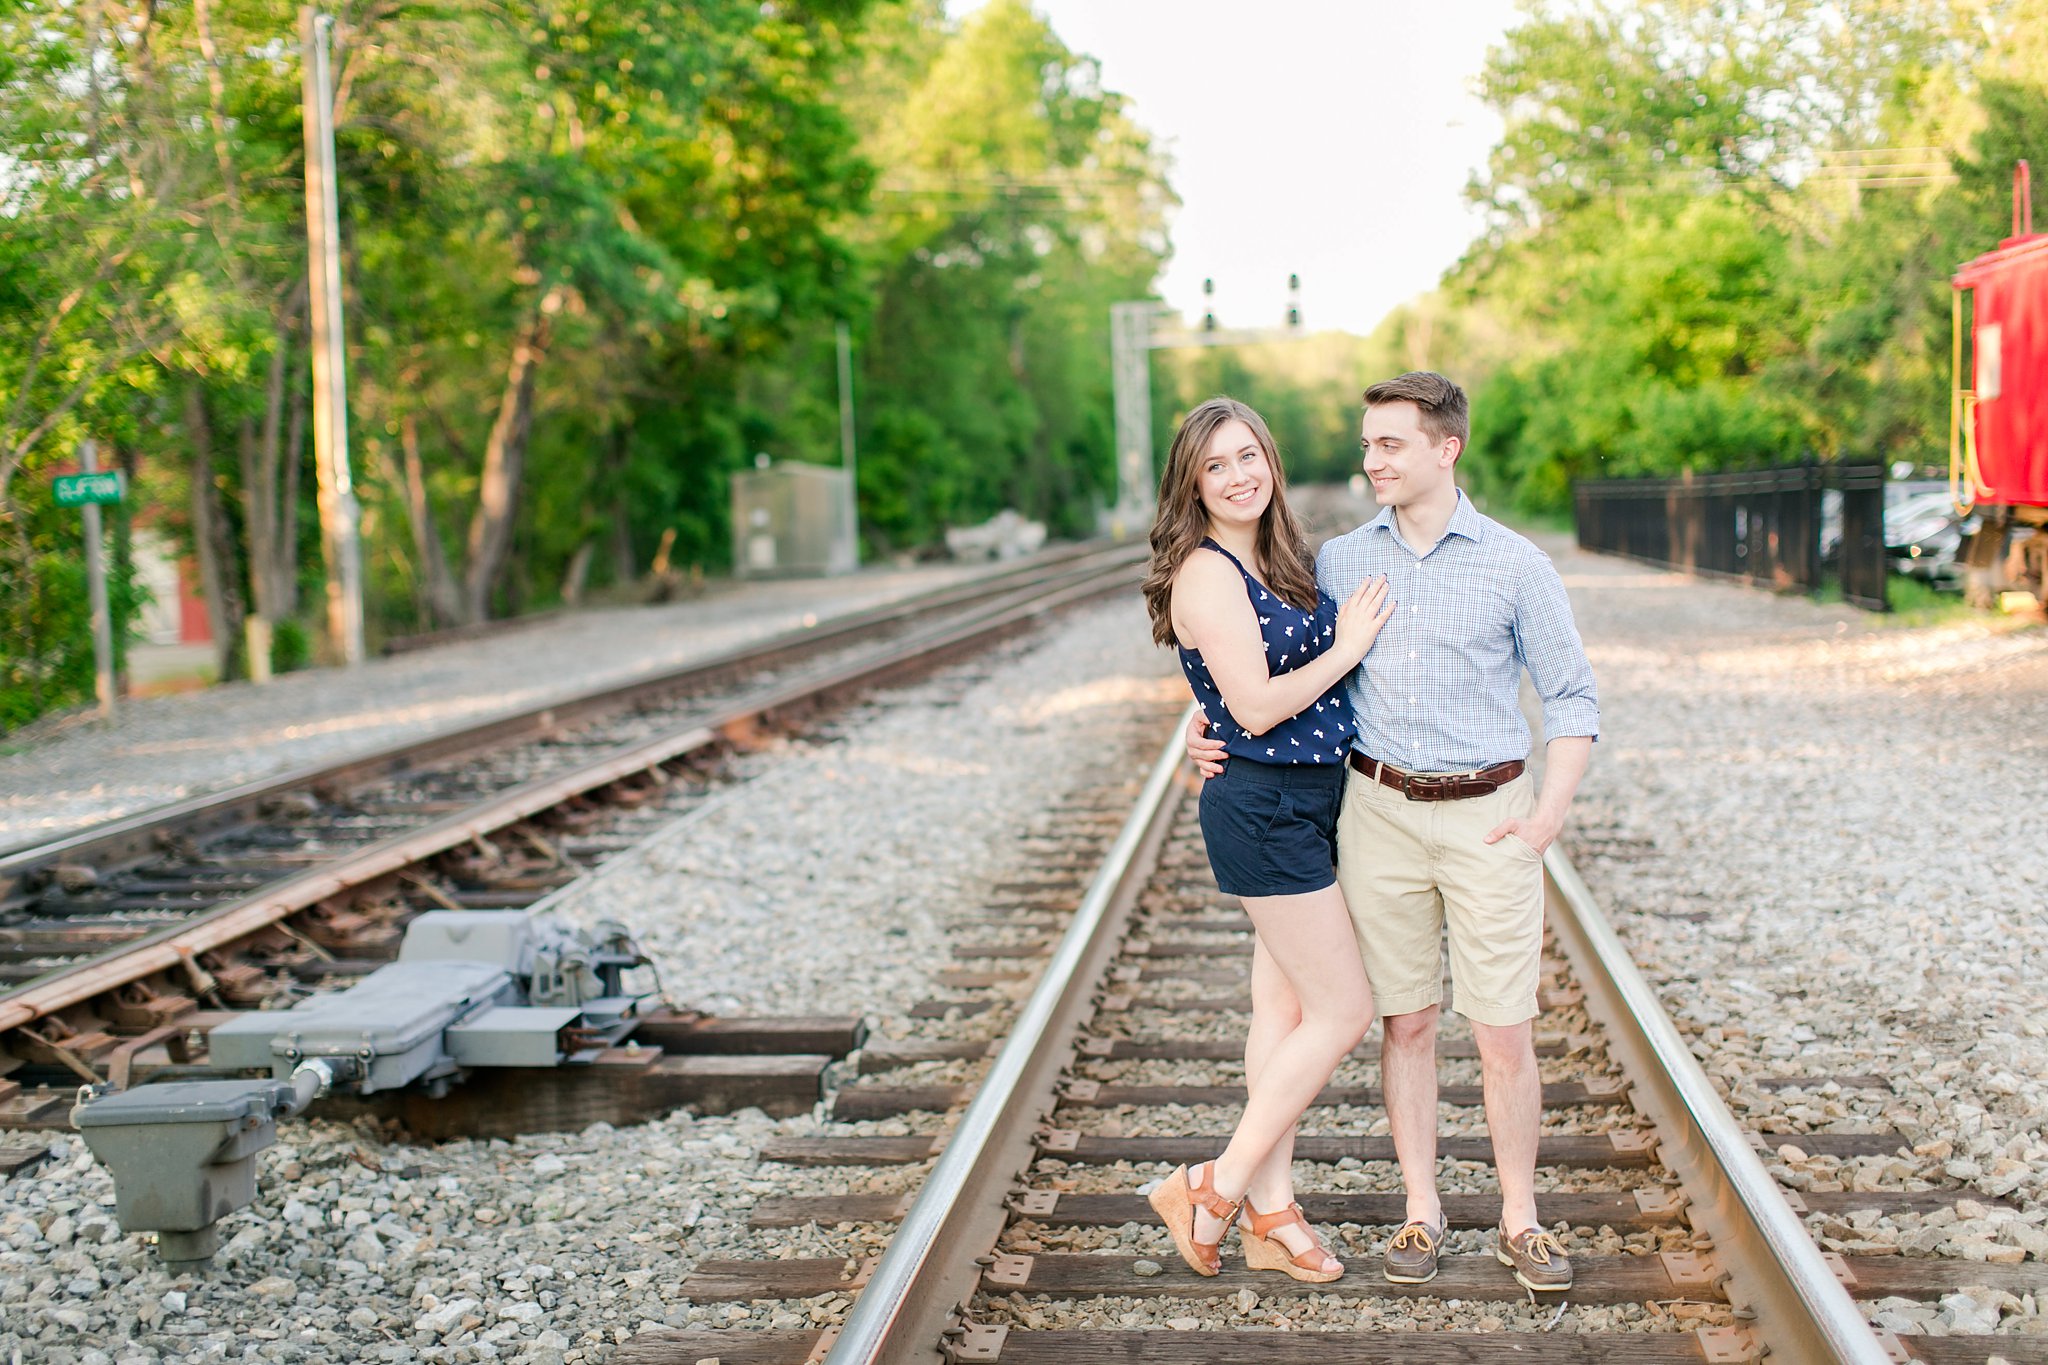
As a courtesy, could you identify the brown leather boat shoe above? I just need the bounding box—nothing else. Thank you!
[1496,1223,1573,1291]
[1382,1218,1447,1284]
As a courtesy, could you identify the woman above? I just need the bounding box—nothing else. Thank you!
[1141,396,1391,1282]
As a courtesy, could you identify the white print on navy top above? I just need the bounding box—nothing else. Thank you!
[1175,541,1355,765]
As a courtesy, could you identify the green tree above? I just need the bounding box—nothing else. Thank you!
[0,0,1174,729]
[846,0,1171,547]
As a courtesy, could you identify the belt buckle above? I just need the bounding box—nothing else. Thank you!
[1404,773,1452,801]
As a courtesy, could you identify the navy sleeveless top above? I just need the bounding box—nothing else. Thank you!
[1176,539,1355,765]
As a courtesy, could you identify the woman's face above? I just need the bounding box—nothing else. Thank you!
[1195,418,1271,531]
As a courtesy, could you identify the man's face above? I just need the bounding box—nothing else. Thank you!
[1360,401,1459,509]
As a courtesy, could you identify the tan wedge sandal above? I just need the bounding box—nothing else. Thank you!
[1238,1197,1344,1283]
[1146,1160,1241,1276]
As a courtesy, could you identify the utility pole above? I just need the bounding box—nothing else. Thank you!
[836,320,860,565]
[78,440,117,718]
[301,6,365,666]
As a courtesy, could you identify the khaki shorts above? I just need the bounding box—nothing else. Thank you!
[1335,769,1545,1027]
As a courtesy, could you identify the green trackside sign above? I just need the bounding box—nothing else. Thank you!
[54,471,125,507]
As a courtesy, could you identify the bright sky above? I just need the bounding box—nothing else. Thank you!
[950,0,1523,336]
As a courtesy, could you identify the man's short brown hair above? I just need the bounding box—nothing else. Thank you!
[1363,371,1469,448]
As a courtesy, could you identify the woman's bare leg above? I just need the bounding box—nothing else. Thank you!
[1243,936,1301,1211]
[1189,883,1375,1270]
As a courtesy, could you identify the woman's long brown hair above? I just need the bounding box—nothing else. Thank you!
[1143,396,1319,647]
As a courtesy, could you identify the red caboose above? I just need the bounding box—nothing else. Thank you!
[1952,161,2048,607]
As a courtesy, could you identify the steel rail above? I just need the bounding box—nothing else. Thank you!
[826,706,1195,1365]
[1542,847,1891,1364]
[0,541,1143,890]
[0,560,1144,1032]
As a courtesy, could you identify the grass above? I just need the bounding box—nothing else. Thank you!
[1882,574,1981,626]
[1812,573,1978,626]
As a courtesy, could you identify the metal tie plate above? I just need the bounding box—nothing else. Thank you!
[983,1254,1033,1288]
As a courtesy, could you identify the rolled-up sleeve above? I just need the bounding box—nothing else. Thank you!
[1512,554,1600,741]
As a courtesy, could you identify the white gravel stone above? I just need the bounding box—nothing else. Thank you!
[0,595,1179,1362]
[0,558,1003,845]
[1550,533,2048,1329]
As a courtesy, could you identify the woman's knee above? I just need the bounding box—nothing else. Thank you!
[1305,995,1376,1049]
[1252,987,1304,1032]
[1338,998,1377,1047]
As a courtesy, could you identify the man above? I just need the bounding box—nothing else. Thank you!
[1187,371,1598,1290]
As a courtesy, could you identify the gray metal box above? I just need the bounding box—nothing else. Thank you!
[207,961,513,1092]
[397,911,535,972]
[73,1080,294,1233]
[445,1006,583,1068]
[732,462,856,578]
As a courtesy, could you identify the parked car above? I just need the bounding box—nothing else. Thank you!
[1885,490,1974,584]
[1820,481,1954,567]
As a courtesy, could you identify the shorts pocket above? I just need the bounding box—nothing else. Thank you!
[1500,831,1544,860]
[1257,786,1292,846]
[1203,770,1287,850]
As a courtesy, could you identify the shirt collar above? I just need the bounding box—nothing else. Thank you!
[1364,488,1486,549]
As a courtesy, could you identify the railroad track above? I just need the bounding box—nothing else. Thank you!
[0,543,1144,1134]
[619,710,2048,1365]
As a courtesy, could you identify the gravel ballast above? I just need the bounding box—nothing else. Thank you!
[0,595,1183,1364]
[0,559,1003,847]
[1550,537,2048,1336]
[9,529,2048,1358]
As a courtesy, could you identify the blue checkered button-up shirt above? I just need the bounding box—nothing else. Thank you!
[1316,490,1599,773]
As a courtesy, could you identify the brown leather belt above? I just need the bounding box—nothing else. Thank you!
[1348,752,1525,802]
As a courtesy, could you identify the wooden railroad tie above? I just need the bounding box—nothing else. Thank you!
[679,1251,1736,1304]
[749,1188,1691,1231]
[830,1077,1631,1121]
[611,1327,2048,1364]
[758,1131,1670,1168]
[851,1030,1580,1073]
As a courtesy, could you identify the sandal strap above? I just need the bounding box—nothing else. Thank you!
[1243,1198,1337,1271]
[1285,1243,1334,1271]
[1187,1163,1243,1225]
[1243,1199,1312,1239]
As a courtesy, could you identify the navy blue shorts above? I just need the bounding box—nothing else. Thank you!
[1197,759,1345,898]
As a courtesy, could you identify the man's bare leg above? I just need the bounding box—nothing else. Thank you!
[1471,1018,1541,1232]
[1380,1005,1442,1226]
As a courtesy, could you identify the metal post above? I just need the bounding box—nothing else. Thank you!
[79,440,116,719]
[836,320,860,565]
[1109,301,1156,537]
[1110,293,1320,538]
[301,6,365,666]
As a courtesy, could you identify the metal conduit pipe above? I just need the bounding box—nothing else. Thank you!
[826,708,1195,1365]
[1542,850,1892,1363]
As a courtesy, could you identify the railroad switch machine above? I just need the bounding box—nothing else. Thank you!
[70,911,652,1262]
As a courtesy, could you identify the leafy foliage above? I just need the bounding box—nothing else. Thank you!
[1448,0,2048,515]
[0,0,1170,726]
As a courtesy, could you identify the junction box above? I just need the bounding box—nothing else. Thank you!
[731,461,856,578]
[72,1077,311,1263]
